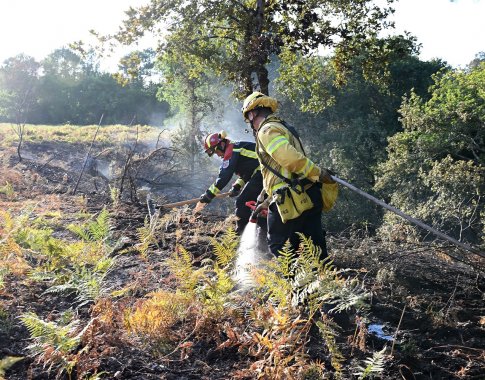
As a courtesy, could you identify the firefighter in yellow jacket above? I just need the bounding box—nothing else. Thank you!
[241,91,334,257]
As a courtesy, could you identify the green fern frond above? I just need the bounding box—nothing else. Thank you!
[136,213,163,257]
[27,269,57,282]
[199,265,235,314]
[281,234,369,314]
[210,227,239,268]
[0,268,9,289]
[20,311,88,377]
[1,209,30,239]
[20,311,81,355]
[252,265,293,307]
[328,279,370,314]
[0,182,15,199]
[0,356,23,379]
[68,207,111,242]
[355,346,387,379]
[67,223,91,242]
[90,207,111,241]
[316,317,345,375]
[43,260,114,306]
[296,233,321,264]
[274,240,297,278]
[165,246,205,293]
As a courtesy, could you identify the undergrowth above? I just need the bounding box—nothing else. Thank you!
[124,228,373,378]
[1,201,384,379]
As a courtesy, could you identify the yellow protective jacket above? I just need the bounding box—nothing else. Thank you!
[256,115,321,197]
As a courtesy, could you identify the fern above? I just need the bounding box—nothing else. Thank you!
[284,234,369,314]
[199,265,235,315]
[0,268,7,289]
[136,213,162,257]
[109,184,120,206]
[0,356,23,380]
[355,346,387,379]
[0,210,15,236]
[252,264,293,307]
[68,207,111,242]
[43,258,114,306]
[125,289,192,352]
[165,246,205,293]
[21,310,80,356]
[316,316,345,376]
[20,311,92,377]
[1,209,29,246]
[275,240,297,278]
[0,211,31,276]
[328,279,370,314]
[247,304,312,378]
[210,227,239,268]
[0,181,15,199]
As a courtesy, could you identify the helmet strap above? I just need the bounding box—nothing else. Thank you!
[248,109,260,135]
[217,140,227,152]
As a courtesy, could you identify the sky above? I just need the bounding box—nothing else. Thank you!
[0,0,484,70]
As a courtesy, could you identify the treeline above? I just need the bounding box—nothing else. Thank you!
[1,0,484,251]
[0,48,168,125]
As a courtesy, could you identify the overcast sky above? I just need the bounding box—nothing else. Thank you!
[0,0,484,70]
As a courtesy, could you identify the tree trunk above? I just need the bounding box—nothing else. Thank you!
[257,65,269,95]
[189,80,197,173]
[16,124,24,162]
[254,0,269,95]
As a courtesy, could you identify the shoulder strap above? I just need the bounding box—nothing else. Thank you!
[257,149,293,185]
[280,121,306,156]
[257,118,306,185]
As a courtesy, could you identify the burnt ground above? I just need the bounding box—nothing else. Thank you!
[1,140,484,379]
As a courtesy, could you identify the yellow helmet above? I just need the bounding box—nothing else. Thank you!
[241,92,278,122]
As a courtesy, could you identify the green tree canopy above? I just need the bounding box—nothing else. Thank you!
[0,54,40,124]
[112,0,395,97]
[273,35,445,230]
[376,63,485,245]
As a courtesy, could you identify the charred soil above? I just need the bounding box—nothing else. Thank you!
[1,138,484,380]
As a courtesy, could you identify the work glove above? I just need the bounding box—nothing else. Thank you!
[319,168,336,184]
[199,191,214,204]
[229,183,242,197]
[256,190,266,203]
[254,197,270,217]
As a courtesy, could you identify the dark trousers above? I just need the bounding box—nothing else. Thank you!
[267,183,327,259]
[235,171,264,234]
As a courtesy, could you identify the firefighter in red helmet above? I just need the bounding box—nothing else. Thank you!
[199,131,264,234]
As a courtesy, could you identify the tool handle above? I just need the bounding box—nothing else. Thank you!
[161,192,231,209]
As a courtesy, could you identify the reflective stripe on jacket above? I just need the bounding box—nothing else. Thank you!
[207,141,261,196]
[256,116,321,197]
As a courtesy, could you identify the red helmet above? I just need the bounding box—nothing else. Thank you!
[203,131,227,156]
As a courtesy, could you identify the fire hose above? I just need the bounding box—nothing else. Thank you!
[330,175,485,258]
[150,177,484,258]
[244,175,484,258]
[245,200,268,223]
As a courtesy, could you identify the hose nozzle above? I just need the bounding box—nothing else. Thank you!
[245,200,268,223]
